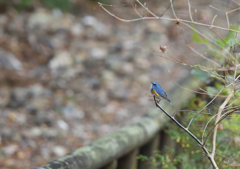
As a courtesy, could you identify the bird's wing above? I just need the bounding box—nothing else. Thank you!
[155,87,168,98]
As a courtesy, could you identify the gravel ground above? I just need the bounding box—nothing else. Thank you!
[0,1,235,168]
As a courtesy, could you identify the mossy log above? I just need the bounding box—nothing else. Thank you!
[38,110,166,169]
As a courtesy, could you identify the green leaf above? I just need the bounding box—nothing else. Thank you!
[192,65,198,70]
[192,31,210,44]
[215,39,226,47]
[216,25,239,47]
[191,69,209,82]
[206,86,218,97]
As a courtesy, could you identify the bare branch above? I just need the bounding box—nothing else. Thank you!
[187,0,194,22]
[132,3,142,18]
[227,7,240,14]
[170,0,179,20]
[199,64,240,72]
[226,11,230,29]
[98,2,240,33]
[211,88,234,158]
[210,5,221,11]
[202,114,217,143]
[211,15,217,28]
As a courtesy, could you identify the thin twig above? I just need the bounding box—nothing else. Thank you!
[202,114,217,143]
[203,108,237,146]
[132,3,142,18]
[187,87,225,129]
[136,0,158,18]
[210,5,221,11]
[170,0,178,20]
[180,22,238,63]
[187,44,221,67]
[187,0,193,22]
[160,1,172,17]
[211,15,217,28]
[226,10,230,29]
[211,28,228,46]
[211,88,234,158]
[174,80,226,98]
[234,21,240,52]
[199,64,240,72]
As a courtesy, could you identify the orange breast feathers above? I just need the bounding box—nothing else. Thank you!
[152,88,160,97]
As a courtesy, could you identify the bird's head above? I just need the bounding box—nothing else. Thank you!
[151,82,161,89]
[151,82,158,86]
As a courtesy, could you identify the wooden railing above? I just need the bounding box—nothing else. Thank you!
[37,77,200,169]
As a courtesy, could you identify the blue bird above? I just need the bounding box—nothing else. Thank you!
[151,82,173,107]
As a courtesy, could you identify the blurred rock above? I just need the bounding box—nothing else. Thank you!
[135,57,151,70]
[71,23,83,36]
[110,87,129,100]
[49,51,73,70]
[9,85,51,108]
[109,43,123,53]
[89,77,101,90]
[51,30,70,49]
[62,103,85,120]
[29,84,52,98]
[115,108,129,121]
[57,120,69,130]
[82,16,97,27]
[53,146,67,157]
[108,80,129,100]
[101,70,115,84]
[121,62,134,74]
[9,88,30,108]
[105,54,123,72]
[23,127,42,138]
[14,113,27,125]
[0,50,22,71]
[28,9,53,30]
[90,48,107,59]
[1,128,14,140]
[3,144,18,156]
[137,74,150,85]
[0,87,10,107]
[42,128,60,138]
[82,15,109,39]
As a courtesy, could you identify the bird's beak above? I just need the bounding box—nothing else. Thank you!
[151,82,153,84]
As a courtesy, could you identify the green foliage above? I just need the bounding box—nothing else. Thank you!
[216,26,239,47]
[91,0,111,4]
[191,68,209,82]
[17,0,32,9]
[41,0,72,11]
[13,0,72,11]
[192,31,210,44]
[137,150,179,169]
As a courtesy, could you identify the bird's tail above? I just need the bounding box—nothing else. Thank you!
[168,100,174,107]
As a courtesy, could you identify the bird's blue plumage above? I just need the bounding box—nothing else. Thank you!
[151,82,173,107]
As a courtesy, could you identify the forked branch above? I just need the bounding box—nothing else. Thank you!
[153,96,218,169]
